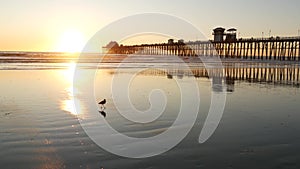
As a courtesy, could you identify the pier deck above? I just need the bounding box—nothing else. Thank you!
[105,37,300,61]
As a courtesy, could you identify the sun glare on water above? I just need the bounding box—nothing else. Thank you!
[57,29,85,53]
[61,62,82,116]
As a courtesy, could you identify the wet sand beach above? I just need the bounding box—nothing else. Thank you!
[0,53,300,169]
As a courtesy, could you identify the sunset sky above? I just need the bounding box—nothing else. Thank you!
[1,0,300,52]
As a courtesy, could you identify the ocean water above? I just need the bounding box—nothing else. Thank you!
[0,52,300,169]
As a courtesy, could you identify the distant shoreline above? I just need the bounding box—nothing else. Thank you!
[0,52,299,66]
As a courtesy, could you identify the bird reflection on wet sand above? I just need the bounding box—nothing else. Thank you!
[99,110,106,118]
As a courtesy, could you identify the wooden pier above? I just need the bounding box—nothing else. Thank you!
[105,37,300,61]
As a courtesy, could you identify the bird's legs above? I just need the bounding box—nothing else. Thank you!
[100,105,106,110]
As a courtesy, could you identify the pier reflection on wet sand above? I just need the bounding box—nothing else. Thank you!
[136,63,300,92]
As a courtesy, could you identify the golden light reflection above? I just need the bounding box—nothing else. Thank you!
[60,62,84,116]
[63,61,76,84]
[61,96,77,115]
[36,147,65,169]
[61,96,85,116]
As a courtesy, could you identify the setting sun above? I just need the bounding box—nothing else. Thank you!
[56,29,85,53]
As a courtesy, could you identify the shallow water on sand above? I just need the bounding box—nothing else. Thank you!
[0,54,300,169]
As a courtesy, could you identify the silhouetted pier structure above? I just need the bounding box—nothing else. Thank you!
[103,28,300,61]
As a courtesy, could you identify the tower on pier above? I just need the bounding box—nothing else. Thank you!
[213,27,226,42]
[225,28,237,42]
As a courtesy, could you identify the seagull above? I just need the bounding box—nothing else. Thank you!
[99,110,106,118]
[98,99,106,109]
[98,99,106,105]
